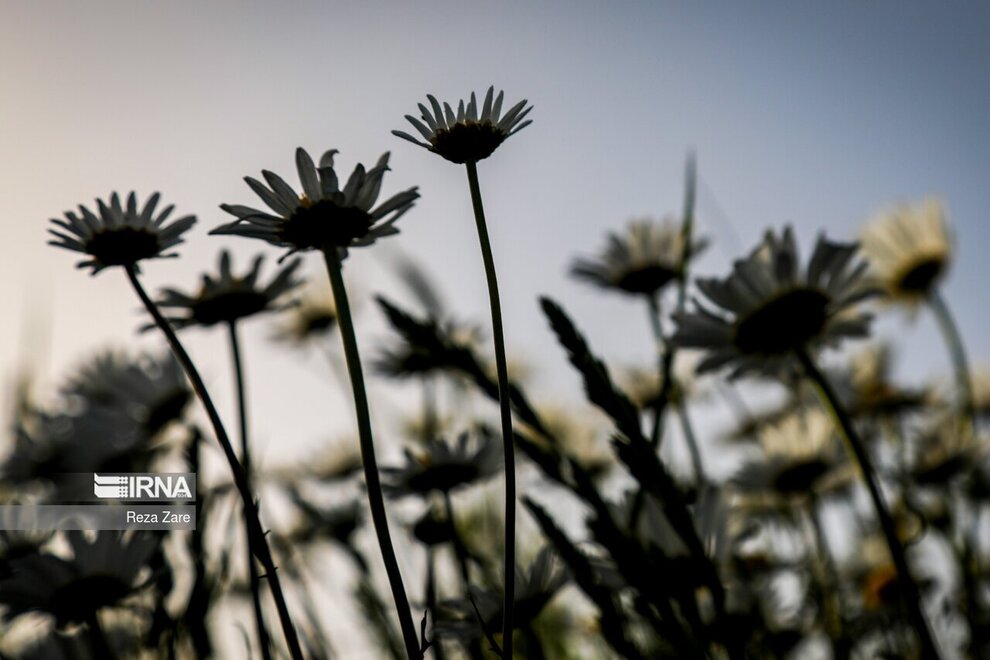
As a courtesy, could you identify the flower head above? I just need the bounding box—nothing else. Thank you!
[438,547,568,642]
[272,282,338,346]
[213,148,418,259]
[153,250,302,329]
[48,192,196,274]
[381,431,502,498]
[62,350,190,435]
[732,409,846,497]
[860,198,951,303]
[672,227,875,379]
[0,531,158,626]
[571,219,706,297]
[393,87,532,164]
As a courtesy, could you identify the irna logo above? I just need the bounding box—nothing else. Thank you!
[93,473,194,500]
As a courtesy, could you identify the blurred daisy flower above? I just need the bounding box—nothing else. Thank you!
[860,198,951,304]
[213,147,419,259]
[438,547,568,643]
[48,192,195,274]
[62,351,190,435]
[672,227,875,379]
[0,531,158,627]
[732,410,846,498]
[571,219,706,297]
[910,417,981,487]
[3,408,152,486]
[393,86,532,164]
[152,250,302,329]
[842,344,928,418]
[272,282,338,346]
[382,431,502,498]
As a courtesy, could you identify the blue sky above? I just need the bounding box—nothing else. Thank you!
[2,0,988,457]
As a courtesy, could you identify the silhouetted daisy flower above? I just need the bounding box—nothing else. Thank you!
[393,87,532,164]
[3,408,150,485]
[62,351,190,435]
[911,418,979,487]
[48,192,196,274]
[272,283,338,346]
[571,219,707,297]
[672,227,875,379]
[842,345,928,418]
[438,547,568,643]
[213,147,419,259]
[860,198,951,303]
[0,531,158,627]
[732,410,845,497]
[381,431,502,498]
[153,250,302,329]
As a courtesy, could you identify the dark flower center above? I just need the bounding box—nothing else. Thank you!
[406,463,480,493]
[413,512,454,546]
[914,453,969,486]
[616,264,678,295]
[772,458,831,494]
[895,257,945,295]
[733,288,831,354]
[430,122,506,164]
[280,199,373,250]
[48,574,132,625]
[303,312,337,335]
[190,289,271,326]
[145,389,191,434]
[86,228,162,267]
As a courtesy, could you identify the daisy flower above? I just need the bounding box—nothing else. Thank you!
[213,147,419,259]
[860,198,951,303]
[438,547,568,644]
[571,219,706,297]
[0,531,158,627]
[272,282,338,346]
[153,250,302,329]
[48,192,195,274]
[671,227,875,379]
[62,351,190,435]
[732,410,846,498]
[382,431,502,498]
[393,87,532,164]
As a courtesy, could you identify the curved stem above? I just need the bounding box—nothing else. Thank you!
[228,321,273,660]
[929,291,976,433]
[466,160,516,657]
[125,266,304,660]
[675,401,705,483]
[796,348,941,659]
[321,248,421,659]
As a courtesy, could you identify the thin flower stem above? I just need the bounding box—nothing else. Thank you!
[321,247,421,659]
[652,152,697,450]
[796,348,942,659]
[929,290,976,433]
[125,266,304,660]
[442,491,472,589]
[465,159,516,658]
[228,321,273,660]
[87,612,116,660]
[646,294,705,482]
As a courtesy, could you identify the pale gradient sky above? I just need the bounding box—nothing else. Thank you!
[2,0,989,462]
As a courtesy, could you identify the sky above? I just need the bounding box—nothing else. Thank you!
[2,0,989,457]
[2,1,989,655]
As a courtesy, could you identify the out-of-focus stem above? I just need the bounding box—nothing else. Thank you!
[929,291,976,434]
[796,348,941,659]
[227,321,273,660]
